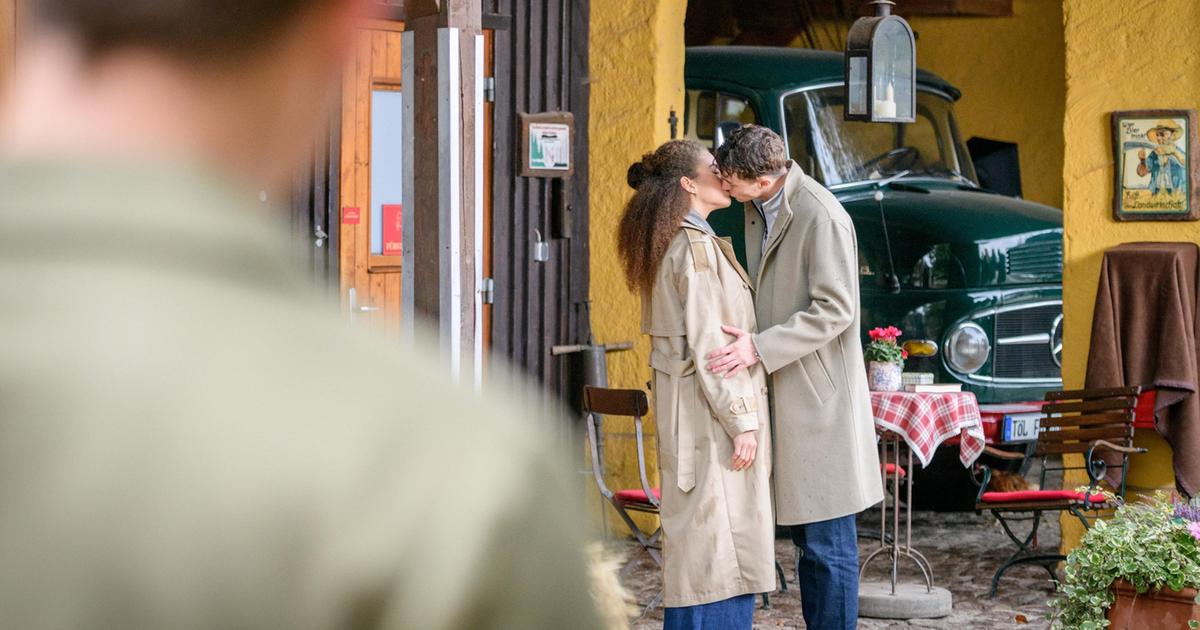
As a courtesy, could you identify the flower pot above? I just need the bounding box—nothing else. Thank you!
[1107,578,1200,629]
[868,361,902,392]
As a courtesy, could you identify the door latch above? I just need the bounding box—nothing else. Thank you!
[532,229,550,263]
[479,277,495,305]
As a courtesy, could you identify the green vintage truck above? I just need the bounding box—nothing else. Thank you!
[685,46,1063,507]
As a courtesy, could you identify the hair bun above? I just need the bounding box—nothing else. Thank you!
[627,154,657,189]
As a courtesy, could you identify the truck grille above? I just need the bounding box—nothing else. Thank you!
[1007,240,1063,281]
[992,302,1062,380]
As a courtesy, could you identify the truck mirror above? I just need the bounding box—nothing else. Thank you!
[714,121,741,150]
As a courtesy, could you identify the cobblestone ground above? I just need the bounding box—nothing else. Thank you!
[620,509,1061,629]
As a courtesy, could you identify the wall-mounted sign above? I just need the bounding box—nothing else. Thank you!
[342,206,361,225]
[520,112,574,178]
[1112,109,1200,221]
[382,203,402,255]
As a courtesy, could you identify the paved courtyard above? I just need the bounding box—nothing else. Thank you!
[620,509,1061,629]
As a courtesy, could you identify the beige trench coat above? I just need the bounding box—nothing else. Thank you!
[746,163,884,525]
[641,223,776,607]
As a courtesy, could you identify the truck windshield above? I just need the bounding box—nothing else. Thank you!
[783,87,978,187]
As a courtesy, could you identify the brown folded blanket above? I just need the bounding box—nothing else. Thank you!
[1085,242,1200,497]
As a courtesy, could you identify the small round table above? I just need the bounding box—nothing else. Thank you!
[859,390,984,618]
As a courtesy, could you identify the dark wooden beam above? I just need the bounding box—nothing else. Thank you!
[404,0,483,381]
[814,0,1013,18]
[372,0,406,21]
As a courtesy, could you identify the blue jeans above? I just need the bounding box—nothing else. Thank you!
[663,593,755,630]
[791,514,859,630]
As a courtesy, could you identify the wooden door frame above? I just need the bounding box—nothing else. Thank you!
[1,0,17,95]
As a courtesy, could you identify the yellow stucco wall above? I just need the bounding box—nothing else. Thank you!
[588,0,685,535]
[1059,0,1200,550]
[905,0,1065,209]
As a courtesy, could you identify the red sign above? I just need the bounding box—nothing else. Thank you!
[342,207,360,225]
[382,203,402,256]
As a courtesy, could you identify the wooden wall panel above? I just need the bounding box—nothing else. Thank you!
[488,0,590,406]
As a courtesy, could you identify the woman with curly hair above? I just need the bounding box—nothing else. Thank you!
[618,140,775,629]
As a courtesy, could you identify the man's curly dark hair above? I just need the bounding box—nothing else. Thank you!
[714,124,788,180]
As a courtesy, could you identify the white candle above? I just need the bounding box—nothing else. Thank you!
[873,82,897,119]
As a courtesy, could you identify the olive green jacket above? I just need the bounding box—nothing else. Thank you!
[0,161,602,630]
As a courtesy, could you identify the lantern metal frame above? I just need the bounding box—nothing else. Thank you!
[844,0,916,123]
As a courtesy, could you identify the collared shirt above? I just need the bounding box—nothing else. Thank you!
[683,209,716,236]
[751,184,786,255]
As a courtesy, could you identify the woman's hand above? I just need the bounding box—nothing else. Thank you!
[732,430,758,471]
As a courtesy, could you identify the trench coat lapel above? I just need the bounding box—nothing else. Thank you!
[754,162,805,289]
[681,224,754,290]
[715,236,753,290]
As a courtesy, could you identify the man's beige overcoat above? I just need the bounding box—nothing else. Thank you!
[745,163,884,525]
[642,223,776,608]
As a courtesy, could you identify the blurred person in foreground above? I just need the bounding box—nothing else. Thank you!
[0,1,605,629]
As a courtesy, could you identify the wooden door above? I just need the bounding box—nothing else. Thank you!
[1,0,17,96]
[339,21,495,342]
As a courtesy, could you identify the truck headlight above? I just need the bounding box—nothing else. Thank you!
[946,322,990,374]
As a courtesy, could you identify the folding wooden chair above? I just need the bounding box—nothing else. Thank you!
[584,386,662,574]
[972,386,1146,598]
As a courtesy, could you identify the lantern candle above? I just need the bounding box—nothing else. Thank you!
[873,82,897,119]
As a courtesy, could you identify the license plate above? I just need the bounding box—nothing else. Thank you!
[1002,412,1041,442]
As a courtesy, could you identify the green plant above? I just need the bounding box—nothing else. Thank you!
[864,326,906,365]
[1049,493,1200,629]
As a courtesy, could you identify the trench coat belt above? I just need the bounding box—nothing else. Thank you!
[650,349,698,492]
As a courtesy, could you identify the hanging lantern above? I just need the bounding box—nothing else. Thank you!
[844,0,916,123]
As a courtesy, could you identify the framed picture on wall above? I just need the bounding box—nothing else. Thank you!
[1112,109,1200,221]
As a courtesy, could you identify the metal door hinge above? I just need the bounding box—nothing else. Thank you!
[483,77,495,103]
[480,277,495,305]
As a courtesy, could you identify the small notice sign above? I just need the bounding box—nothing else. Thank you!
[382,203,402,255]
[519,112,574,178]
[342,207,361,225]
[529,123,570,171]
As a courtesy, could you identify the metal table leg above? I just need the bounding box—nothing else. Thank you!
[859,432,934,593]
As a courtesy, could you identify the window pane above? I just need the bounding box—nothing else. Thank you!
[370,89,404,256]
[695,91,716,140]
[718,93,757,126]
[783,88,977,187]
[848,56,867,115]
[871,20,913,120]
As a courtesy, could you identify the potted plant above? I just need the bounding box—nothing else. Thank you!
[864,326,906,392]
[1050,493,1200,629]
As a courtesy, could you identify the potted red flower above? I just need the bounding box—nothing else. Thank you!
[865,326,906,392]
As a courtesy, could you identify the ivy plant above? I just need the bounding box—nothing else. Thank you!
[1049,493,1200,629]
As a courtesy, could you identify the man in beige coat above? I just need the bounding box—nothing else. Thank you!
[0,1,603,628]
[707,126,883,629]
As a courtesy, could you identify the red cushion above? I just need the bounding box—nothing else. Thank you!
[614,487,661,505]
[883,463,906,477]
[980,489,1107,504]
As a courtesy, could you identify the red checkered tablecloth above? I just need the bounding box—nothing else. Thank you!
[870,391,984,468]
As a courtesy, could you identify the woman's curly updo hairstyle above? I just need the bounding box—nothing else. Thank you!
[617,140,707,294]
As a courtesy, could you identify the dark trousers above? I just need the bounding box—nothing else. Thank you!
[662,593,755,630]
[791,514,859,630]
